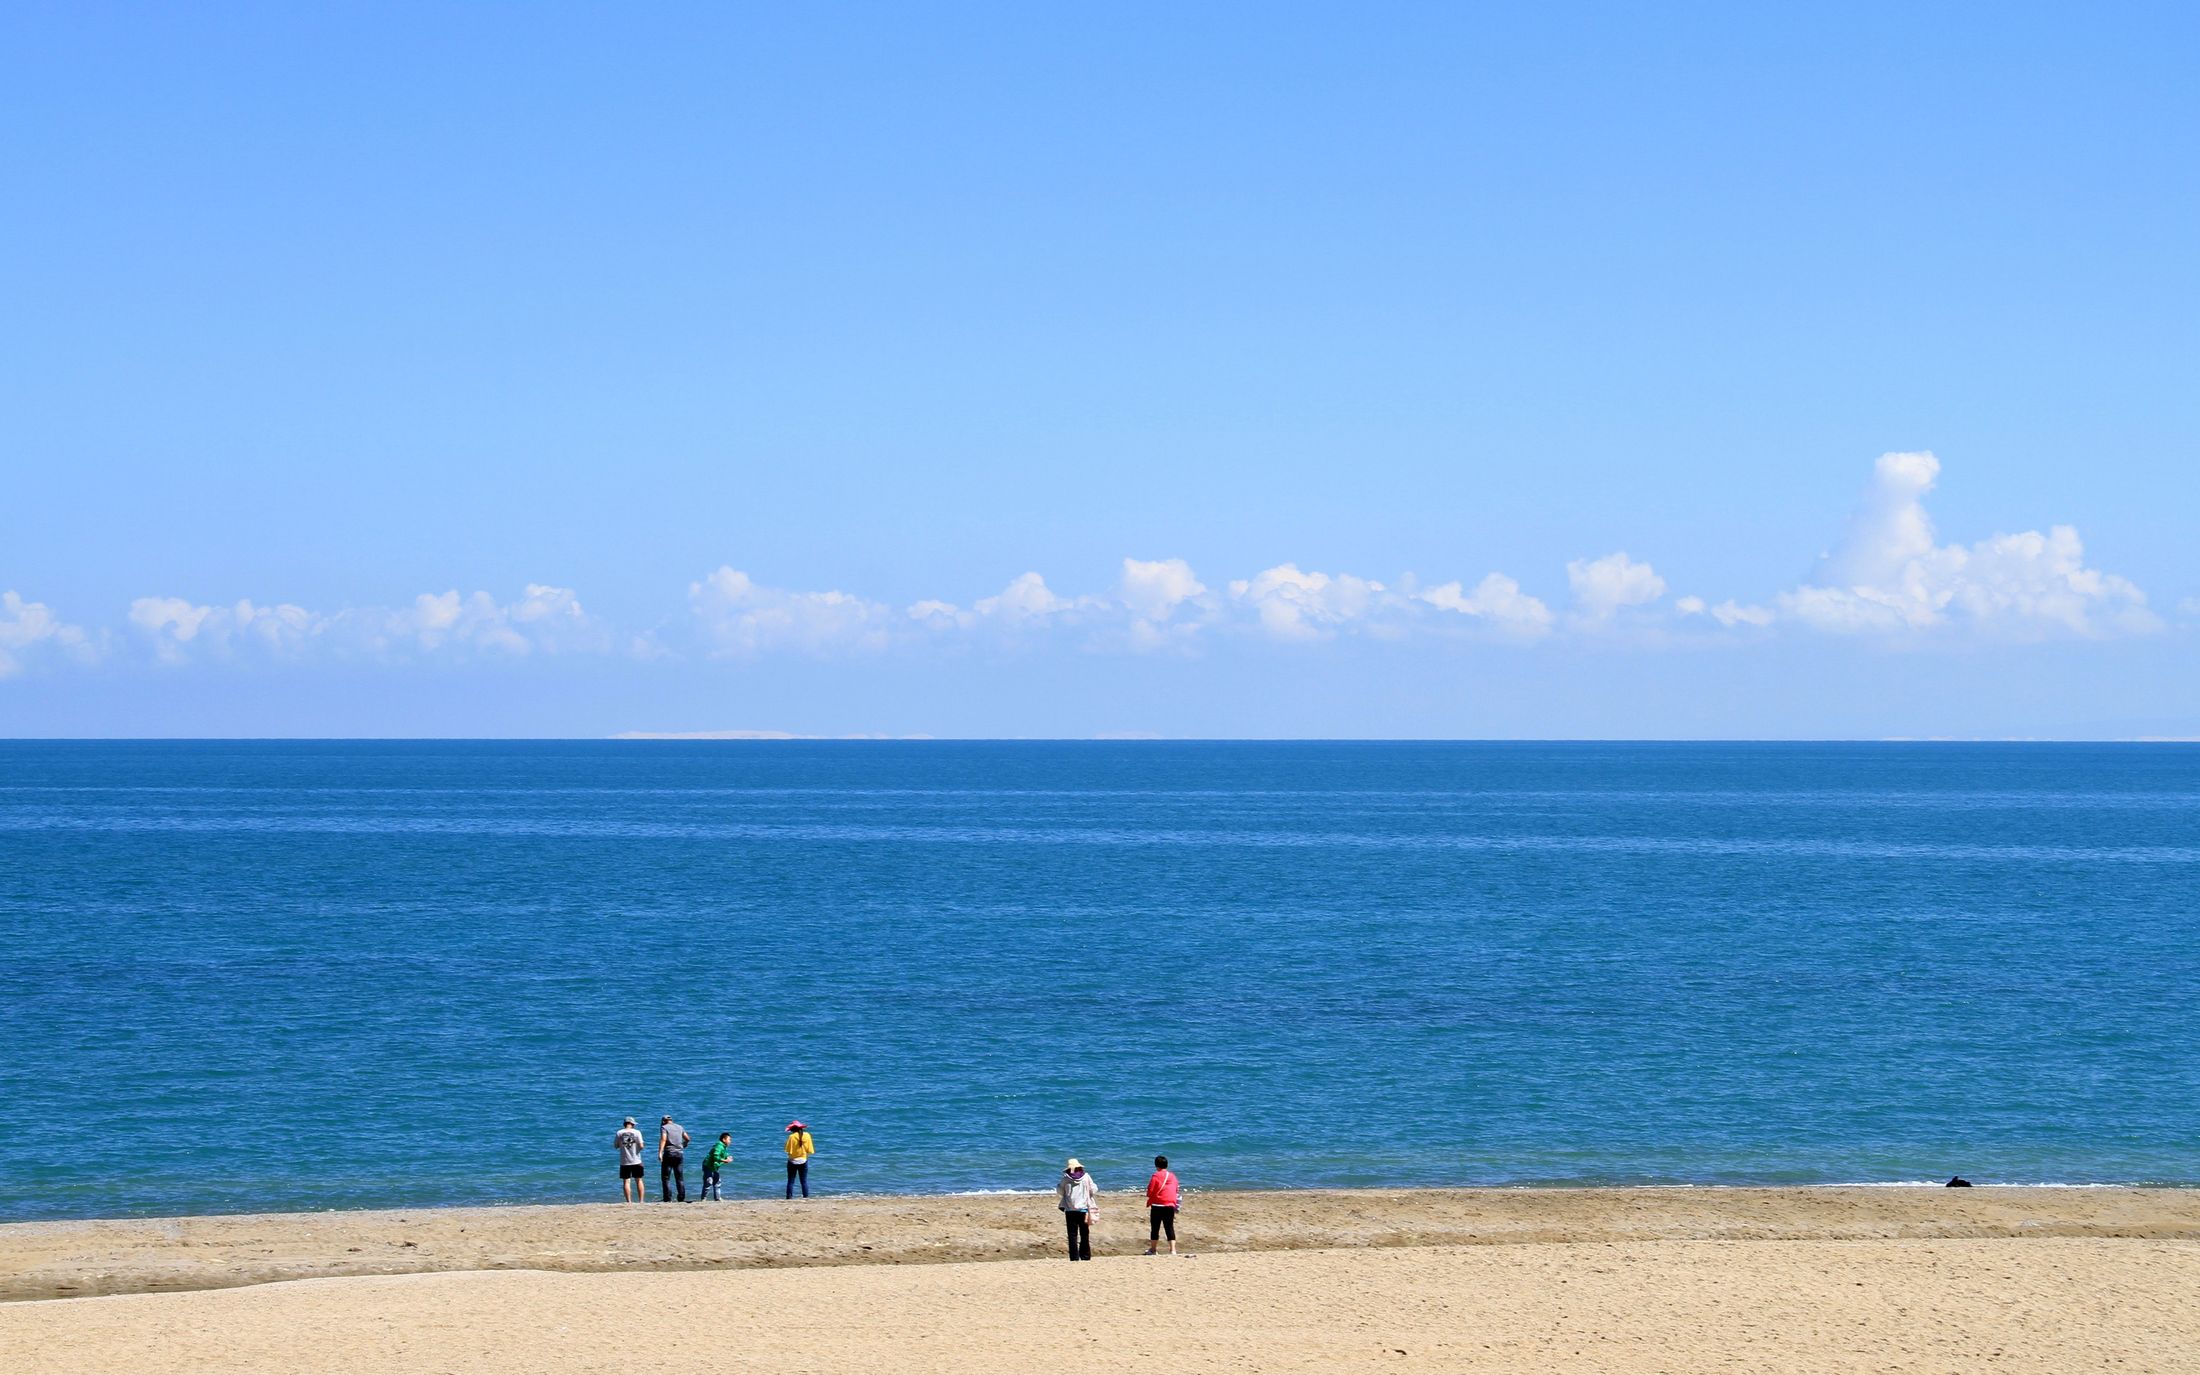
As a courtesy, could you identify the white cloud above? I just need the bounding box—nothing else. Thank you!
[0,591,95,677]
[1707,598,1777,624]
[13,453,2161,680]
[974,571,1074,623]
[366,588,598,656]
[905,598,974,631]
[129,596,320,661]
[1710,600,1774,628]
[1566,552,1666,624]
[1816,450,1942,591]
[1777,452,2157,637]
[1227,564,1391,641]
[128,596,214,645]
[1418,573,1553,637]
[512,583,589,628]
[1118,558,1208,622]
[1676,595,1773,629]
[689,567,892,656]
[1112,558,1214,650]
[908,568,1134,638]
[126,586,606,662]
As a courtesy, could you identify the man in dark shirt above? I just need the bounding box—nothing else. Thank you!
[658,1115,691,1202]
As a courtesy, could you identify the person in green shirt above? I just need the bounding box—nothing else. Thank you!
[703,1132,733,1200]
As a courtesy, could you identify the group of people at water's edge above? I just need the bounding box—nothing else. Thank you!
[612,1116,814,1203]
[1060,1156,1182,1259]
[611,1119,1186,1259]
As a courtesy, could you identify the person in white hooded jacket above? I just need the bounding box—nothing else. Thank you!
[1056,1158,1099,1261]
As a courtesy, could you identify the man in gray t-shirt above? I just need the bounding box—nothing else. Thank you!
[614,1118,646,1203]
[658,1115,692,1203]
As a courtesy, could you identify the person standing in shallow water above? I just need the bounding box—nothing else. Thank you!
[783,1120,814,1198]
[1057,1158,1099,1260]
[1145,1155,1180,1255]
[702,1132,732,1201]
[614,1117,646,1203]
[658,1115,691,1202]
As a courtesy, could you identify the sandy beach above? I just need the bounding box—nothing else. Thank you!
[5,1188,2197,1371]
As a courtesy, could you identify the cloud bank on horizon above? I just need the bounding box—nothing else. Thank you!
[0,454,2170,679]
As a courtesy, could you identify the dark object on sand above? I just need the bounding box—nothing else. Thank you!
[1946,1175,1973,1187]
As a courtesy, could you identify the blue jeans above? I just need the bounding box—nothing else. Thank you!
[785,1160,809,1198]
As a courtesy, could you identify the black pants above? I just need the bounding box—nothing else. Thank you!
[701,1164,722,1200]
[785,1159,809,1198]
[1149,1205,1177,1241]
[661,1153,686,1201]
[1064,1209,1092,1260]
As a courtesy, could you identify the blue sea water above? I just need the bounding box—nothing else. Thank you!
[1,740,2196,1224]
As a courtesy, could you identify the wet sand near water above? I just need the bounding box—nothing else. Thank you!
[4,1185,2197,1302]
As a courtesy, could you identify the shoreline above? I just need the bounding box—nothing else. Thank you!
[8,1183,2198,1305]
[12,1174,2187,1228]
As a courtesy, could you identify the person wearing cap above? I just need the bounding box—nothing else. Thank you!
[658,1114,691,1202]
[783,1120,815,1198]
[613,1117,646,1203]
[1056,1158,1099,1261]
[1144,1155,1181,1255]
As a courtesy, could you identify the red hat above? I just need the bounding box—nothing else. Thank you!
[787,1120,806,1131]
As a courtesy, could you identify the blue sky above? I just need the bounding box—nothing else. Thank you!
[3,3,2196,737]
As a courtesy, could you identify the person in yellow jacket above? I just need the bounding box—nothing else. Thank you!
[783,1120,815,1198]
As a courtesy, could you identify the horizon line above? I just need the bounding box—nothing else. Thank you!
[2,735,2197,745]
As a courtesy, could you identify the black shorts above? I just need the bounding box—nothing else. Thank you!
[620,1163,644,1180]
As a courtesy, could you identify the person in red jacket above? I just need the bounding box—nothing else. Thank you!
[1144,1155,1181,1255]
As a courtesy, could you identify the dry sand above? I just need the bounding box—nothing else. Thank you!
[5,1189,2198,1372]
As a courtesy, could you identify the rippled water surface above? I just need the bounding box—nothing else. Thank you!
[2,741,2195,1221]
